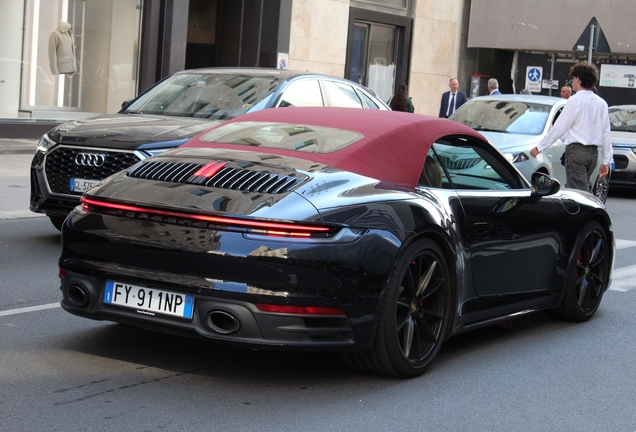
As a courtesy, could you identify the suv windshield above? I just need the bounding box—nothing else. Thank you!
[609,107,636,132]
[122,73,281,120]
[450,100,551,136]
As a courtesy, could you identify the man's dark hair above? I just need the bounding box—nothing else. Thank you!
[570,63,598,89]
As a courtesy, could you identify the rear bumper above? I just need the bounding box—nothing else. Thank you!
[58,210,402,351]
[59,268,373,351]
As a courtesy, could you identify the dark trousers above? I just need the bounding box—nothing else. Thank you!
[565,143,599,191]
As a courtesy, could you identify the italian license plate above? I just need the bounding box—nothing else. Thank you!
[70,177,100,192]
[103,280,194,319]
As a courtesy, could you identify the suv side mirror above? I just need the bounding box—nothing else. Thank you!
[121,100,132,110]
[531,172,560,196]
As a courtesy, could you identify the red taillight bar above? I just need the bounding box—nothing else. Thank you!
[255,303,345,316]
[80,197,330,233]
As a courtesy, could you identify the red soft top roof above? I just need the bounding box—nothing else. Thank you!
[182,107,486,189]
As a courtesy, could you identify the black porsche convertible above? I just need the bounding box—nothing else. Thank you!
[58,107,614,378]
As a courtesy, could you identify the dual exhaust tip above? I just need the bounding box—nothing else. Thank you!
[68,285,241,336]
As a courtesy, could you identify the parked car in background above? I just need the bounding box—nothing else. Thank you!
[449,94,609,202]
[608,105,636,188]
[59,107,613,378]
[30,68,389,230]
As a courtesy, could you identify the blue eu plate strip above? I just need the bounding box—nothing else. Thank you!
[104,280,114,303]
[184,295,194,319]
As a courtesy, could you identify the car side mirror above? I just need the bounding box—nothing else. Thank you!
[531,172,560,197]
[121,100,132,110]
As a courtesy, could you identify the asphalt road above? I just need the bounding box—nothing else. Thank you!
[2,154,636,431]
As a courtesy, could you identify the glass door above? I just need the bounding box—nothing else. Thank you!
[349,21,397,104]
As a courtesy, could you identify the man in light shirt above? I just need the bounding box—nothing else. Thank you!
[530,63,612,192]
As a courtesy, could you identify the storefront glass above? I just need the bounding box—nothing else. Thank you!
[20,0,142,118]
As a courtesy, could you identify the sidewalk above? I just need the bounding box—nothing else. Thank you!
[0,152,44,220]
[0,138,39,155]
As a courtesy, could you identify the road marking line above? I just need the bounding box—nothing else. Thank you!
[0,302,60,317]
[0,210,46,221]
[616,239,636,250]
[609,264,636,292]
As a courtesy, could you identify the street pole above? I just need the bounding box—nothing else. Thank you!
[549,53,555,96]
[588,24,596,63]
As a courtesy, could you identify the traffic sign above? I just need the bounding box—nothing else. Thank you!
[526,66,543,92]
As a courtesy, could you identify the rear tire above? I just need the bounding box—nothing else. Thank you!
[48,215,66,231]
[552,221,609,322]
[343,238,452,378]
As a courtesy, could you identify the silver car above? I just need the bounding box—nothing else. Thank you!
[608,105,636,188]
[450,94,608,202]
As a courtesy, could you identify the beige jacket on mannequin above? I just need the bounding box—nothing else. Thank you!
[48,21,77,75]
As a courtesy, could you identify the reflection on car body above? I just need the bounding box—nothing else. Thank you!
[59,107,614,378]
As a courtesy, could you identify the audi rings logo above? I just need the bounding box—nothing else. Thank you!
[75,153,107,167]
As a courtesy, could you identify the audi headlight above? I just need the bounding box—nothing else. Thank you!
[37,134,57,153]
[505,152,530,164]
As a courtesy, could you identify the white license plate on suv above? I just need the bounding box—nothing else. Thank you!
[103,280,194,319]
[70,177,100,192]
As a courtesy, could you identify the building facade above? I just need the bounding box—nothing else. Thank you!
[0,0,468,138]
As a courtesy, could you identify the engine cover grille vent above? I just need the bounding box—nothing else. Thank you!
[127,161,304,194]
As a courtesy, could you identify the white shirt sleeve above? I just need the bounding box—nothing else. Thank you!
[537,100,577,152]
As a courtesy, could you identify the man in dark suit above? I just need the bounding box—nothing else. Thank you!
[439,78,468,118]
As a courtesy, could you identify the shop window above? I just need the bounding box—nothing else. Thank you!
[20,0,142,116]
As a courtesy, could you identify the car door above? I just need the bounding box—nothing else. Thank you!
[432,136,563,299]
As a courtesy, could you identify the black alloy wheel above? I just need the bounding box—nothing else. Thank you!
[553,221,609,322]
[343,238,451,378]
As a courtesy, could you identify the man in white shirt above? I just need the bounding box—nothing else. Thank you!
[530,63,612,192]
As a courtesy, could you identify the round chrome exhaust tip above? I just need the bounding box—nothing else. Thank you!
[206,310,241,335]
[68,284,90,308]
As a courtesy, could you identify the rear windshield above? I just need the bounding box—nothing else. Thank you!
[199,121,364,153]
[451,99,552,136]
[122,73,281,120]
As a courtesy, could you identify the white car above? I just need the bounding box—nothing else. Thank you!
[450,94,608,202]
[608,105,636,189]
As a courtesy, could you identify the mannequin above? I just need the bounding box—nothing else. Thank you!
[48,21,77,77]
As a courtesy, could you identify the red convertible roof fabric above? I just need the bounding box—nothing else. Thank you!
[182,107,486,189]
